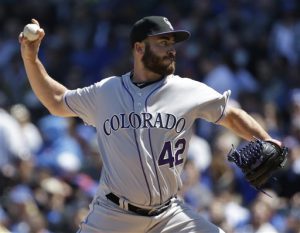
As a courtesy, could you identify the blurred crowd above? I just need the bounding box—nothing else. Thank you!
[0,0,300,232]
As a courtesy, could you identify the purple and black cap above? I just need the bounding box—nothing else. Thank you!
[130,16,191,48]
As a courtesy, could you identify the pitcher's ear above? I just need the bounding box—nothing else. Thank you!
[134,42,145,55]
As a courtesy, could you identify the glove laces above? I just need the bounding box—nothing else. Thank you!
[227,138,263,169]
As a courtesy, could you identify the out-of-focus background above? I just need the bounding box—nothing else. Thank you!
[0,0,300,232]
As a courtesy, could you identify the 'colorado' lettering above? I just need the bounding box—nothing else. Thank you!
[103,112,186,136]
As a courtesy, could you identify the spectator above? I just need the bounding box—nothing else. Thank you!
[10,104,43,154]
[36,115,83,176]
[179,158,214,212]
[187,124,212,172]
[286,192,300,233]
[0,108,31,168]
[235,199,279,233]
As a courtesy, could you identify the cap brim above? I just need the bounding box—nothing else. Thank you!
[149,30,190,43]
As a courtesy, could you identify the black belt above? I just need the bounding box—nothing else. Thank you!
[106,193,171,217]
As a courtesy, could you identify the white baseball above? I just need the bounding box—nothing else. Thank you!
[23,23,40,41]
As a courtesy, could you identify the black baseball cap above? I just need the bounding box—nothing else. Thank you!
[130,16,190,48]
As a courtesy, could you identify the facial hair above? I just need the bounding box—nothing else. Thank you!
[142,43,175,76]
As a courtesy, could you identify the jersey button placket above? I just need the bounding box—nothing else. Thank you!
[136,92,143,111]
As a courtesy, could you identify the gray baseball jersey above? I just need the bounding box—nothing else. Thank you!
[64,71,230,208]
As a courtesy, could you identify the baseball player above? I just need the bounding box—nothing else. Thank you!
[19,16,283,233]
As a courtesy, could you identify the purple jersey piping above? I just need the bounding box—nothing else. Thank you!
[121,77,152,205]
[214,91,230,123]
[145,82,165,205]
[77,200,97,232]
[64,92,78,115]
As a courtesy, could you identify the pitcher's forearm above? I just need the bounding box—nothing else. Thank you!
[19,19,74,117]
[219,107,271,141]
[23,58,69,115]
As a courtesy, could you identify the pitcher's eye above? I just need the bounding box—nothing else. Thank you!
[160,41,168,46]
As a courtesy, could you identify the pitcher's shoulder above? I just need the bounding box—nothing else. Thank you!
[168,74,207,88]
[94,75,123,87]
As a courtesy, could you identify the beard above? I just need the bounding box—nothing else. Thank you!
[142,43,175,76]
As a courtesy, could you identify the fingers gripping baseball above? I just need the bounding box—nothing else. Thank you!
[19,19,45,62]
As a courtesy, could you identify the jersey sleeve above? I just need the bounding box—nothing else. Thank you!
[63,84,98,127]
[196,88,231,123]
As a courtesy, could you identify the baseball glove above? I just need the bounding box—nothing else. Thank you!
[227,138,288,192]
